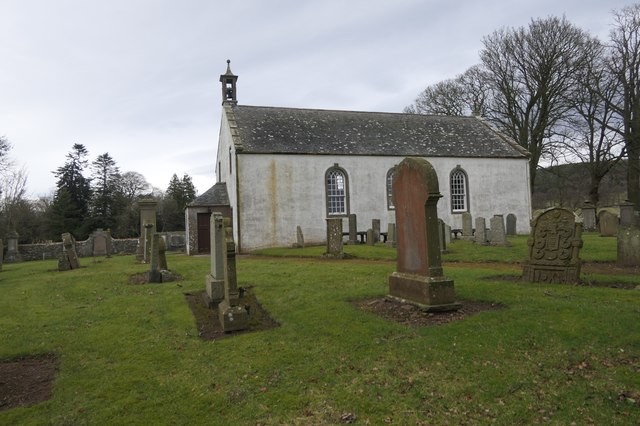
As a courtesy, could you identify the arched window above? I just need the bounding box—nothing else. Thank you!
[386,167,396,210]
[325,165,349,216]
[450,166,469,213]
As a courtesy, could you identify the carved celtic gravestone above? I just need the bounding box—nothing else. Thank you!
[388,157,460,311]
[325,218,344,257]
[59,232,80,271]
[217,217,249,332]
[522,207,583,284]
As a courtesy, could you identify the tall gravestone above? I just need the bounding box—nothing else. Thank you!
[444,223,451,246]
[148,234,163,283]
[581,202,597,232]
[295,226,305,248]
[325,218,344,257]
[59,232,80,271]
[437,219,447,253]
[489,215,508,246]
[91,228,112,257]
[522,207,583,284]
[218,217,249,332]
[372,219,381,243]
[618,201,640,266]
[506,213,517,236]
[598,211,618,237]
[348,214,358,244]
[386,223,396,247]
[204,213,225,307]
[136,200,158,262]
[388,157,460,312]
[143,223,155,263]
[461,213,473,240]
[619,201,638,227]
[474,217,488,245]
[5,231,20,263]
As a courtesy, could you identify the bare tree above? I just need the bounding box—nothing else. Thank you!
[608,4,640,208]
[480,16,593,191]
[0,166,28,231]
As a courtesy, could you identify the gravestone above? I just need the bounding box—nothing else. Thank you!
[143,222,156,263]
[506,213,517,236]
[59,232,80,271]
[348,214,358,244]
[474,217,488,245]
[158,236,168,271]
[581,202,597,231]
[489,215,508,246]
[366,229,374,246]
[325,218,344,257]
[91,228,112,257]
[522,207,583,284]
[598,211,618,237]
[5,231,20,263]
[204,213,225,307]
[295,226,305,248]
[372,219,381,243]
[218,217,250,332]
[386,223,396,247]
[461,212,473,240]
[148,234,163,283]
[437,219,447,253]
[136,199,158,261]
[619,201,638,227]
[388,157,460,312]
[444,223,451,246]
[618,225,640,266]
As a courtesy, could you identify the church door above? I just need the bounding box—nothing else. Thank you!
[197,212,212,254]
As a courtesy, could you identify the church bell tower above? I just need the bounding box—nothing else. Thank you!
[220,59,238,104]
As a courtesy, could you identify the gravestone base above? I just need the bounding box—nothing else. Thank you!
[522,264,580,284]
[204,274,224,307]
[218,301,250,332]
[388,272,460,312]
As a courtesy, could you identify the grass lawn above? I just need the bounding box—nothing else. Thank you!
[0,236,638,424]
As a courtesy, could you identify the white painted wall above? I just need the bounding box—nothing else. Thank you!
[232,153,531,252]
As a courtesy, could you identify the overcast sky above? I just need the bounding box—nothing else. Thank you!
[0,0,633,198]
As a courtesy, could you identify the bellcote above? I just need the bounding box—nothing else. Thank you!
[219,60,238,105]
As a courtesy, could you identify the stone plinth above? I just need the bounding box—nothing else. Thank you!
[388,157,459,311]
[522,207,583,284]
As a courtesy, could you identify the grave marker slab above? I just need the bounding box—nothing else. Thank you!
[372,219,381,243]
[506,213,517,236]
[522,207,583,283]
[348,214,358,244]
[388,157,460,311]
[598,211,618,236]
[474,217,487,245]
[581,202,597,231]
[205,213,225,306]
[461,212,473,240]
[218,217,249,332]
[489,215,508,246]
[325,218,344,257]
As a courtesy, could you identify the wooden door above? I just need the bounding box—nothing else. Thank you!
[197,212,212,254]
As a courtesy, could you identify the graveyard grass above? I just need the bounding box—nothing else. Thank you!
[1,235,638,424]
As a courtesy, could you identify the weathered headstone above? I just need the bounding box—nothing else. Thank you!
[5,231,20,263]
[522,207,583,284]
[618,225,640,266]
[158,236,168,271]
[437,219,447,253]
[136,199,158,262]
[143,222,155,263]
[444,223,451,246]
[59,232,80,270]
[218,217,250,332]
[474,217,488,245]
[581,202,597,231]
[489,214,508,246]
[598,211,618,237]
[372,219,381,243]
[348,214,358,244]
[148,234,163,283]
[204,213,225,306]
[388,157,460,311]
[294,226,305,248]
[366,229,374,246]
[91,228,112,257]
[619,201,638,227]
[386,223,396,247]
[325,218,344,257]
[461,212,473,240]
[506,213,517,236]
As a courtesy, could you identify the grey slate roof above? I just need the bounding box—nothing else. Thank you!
[188,182,229,206]
[229,105,529,158]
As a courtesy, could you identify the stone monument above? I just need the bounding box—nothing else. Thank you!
[506,213,517,236]
[618,201,640,266]
[204,213,226,307]
[148,234,163,283]
[388,157,460,311]
[59,232,80,271]
[489,215,508,246]
[474,217,488,245]
[461,212,473,240]
[217,217,250,332]
[372,219,380,243]
[5,231,20,263]
[598,211,618,237]
[136,199,158,261]
[348,214,358,244]
[522,207,583,284]
[581,202,597,232]
[294,226,305,248]
[325,218,344,257]
[91,228,112,257]
[386,223,396,247]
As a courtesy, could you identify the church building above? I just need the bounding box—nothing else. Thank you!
[195,61,531,253]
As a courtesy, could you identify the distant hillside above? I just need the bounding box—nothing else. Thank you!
[532,161,627,209]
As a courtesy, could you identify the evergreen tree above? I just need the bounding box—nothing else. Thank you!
[50,144,92,239]
[89,152,123,232]
[160,173,197,231]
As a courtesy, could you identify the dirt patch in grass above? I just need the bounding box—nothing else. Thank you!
[184,288,279,340]
[352,298,504,327]
[128,272,182,284]
[0,354,58,412]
